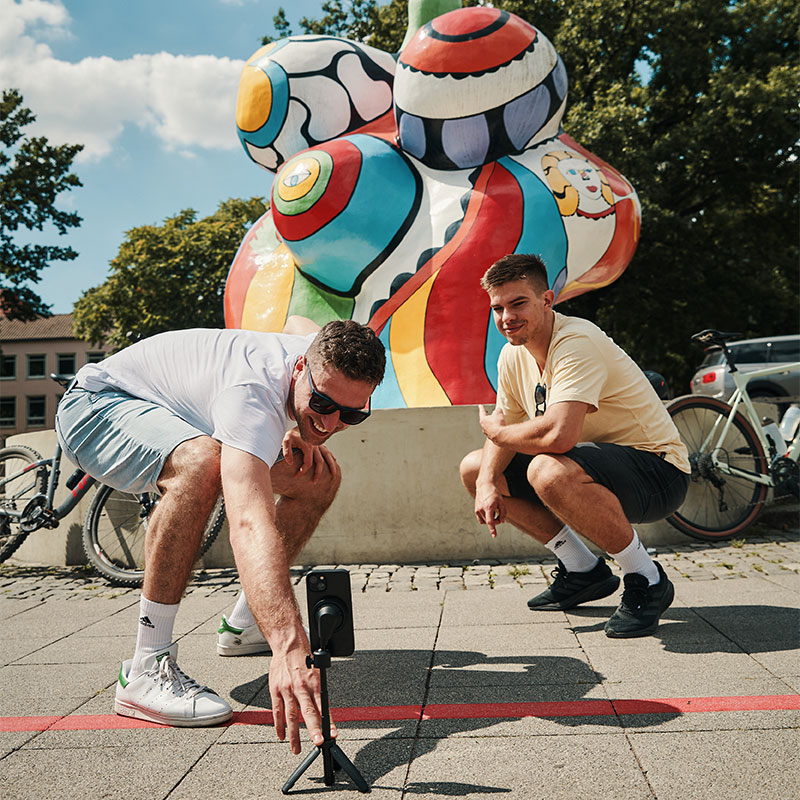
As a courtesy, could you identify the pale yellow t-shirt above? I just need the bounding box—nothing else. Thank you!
[496,312,690,473]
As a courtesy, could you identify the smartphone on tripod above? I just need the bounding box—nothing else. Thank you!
[306,569,355,656]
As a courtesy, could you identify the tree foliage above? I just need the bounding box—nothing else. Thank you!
[0,89,83,320]
[261,0,409,51]
[72,198,267,350]
[273,0,798,388]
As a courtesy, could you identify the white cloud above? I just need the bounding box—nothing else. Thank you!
[0,0,244,162]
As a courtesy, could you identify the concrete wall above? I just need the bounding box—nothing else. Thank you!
[7,407,688,568]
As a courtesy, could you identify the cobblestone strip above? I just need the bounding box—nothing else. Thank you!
[1,531,797,601]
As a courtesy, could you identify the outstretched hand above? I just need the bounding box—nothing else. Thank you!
[269,638,337,754]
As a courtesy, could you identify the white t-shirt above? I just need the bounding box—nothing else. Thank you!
[76,328,315,466]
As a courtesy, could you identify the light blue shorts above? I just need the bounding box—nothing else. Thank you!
[55,387,204,494]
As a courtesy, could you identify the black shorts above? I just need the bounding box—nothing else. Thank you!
[503,443,690,524]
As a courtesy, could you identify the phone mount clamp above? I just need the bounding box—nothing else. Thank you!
[281,601,370,794]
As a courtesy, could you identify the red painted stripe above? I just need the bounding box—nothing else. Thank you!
[612,695,800,715]
[2,696,797,733]
[2,716,61,732]
[423,700,614,719]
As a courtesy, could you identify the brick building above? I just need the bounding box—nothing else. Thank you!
[0,314,106,442]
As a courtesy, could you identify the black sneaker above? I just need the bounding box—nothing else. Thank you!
[604,562,674,638]
[527,558,620,610]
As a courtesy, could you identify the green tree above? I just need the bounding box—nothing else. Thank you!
[284,0,798,389]
[73,197,267,351]
[261,0,409,51]
[0,89,83,320]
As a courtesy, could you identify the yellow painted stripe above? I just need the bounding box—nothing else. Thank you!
[241,243,296,332]
[389,273,450,407]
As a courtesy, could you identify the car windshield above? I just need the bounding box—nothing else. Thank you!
[699,348,725,368]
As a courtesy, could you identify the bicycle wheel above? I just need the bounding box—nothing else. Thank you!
[0,445,47,563]
[667,395,769,540]
[82,486,226,587]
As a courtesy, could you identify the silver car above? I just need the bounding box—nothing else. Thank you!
[690,334,800,406]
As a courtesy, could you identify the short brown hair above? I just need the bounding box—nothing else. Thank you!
[306,319,385,386]
[480,254,549,294]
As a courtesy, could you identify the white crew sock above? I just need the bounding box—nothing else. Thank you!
[610,530,659,585]
[544,524,599,573]
[227,590,256,630]
[129,595,180,678]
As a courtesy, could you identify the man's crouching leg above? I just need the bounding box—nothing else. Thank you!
[116,436,233,727]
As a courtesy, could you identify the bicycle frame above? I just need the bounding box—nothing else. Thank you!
[705,361,800,486]
[1,440,96,528]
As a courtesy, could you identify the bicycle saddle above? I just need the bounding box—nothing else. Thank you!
[691,329,743,347]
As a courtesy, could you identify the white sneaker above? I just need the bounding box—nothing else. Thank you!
[115,642,232,727]
[216,615,272,656]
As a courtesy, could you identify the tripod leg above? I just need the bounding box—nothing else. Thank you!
[330,743,371,793]
[281,745,320,795]
[322,740,335,786]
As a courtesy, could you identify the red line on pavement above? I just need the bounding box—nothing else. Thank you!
[2,696,797,733]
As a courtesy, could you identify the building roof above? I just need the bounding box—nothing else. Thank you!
[0,313,78,342]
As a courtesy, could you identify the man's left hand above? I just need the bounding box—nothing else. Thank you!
[281,428,336,482]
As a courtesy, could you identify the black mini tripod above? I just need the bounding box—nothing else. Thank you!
[281,585,370,794]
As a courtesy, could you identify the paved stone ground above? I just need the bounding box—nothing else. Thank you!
[1,520,798,800]
[3,525,797,601]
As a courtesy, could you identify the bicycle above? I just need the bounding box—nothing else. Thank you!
[0,374,225,586]
[666,329,800,540]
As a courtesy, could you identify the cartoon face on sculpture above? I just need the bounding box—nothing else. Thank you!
[225,4,641,408]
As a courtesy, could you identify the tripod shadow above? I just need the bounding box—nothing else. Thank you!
[231,648,678,793]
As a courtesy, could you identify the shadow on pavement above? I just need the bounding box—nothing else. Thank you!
[566,605,800,652]
[231,648,680,791]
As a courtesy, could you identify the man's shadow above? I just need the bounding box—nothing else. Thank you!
[230,602,798,792]
[231,648,672,793]
[565,604,800,653]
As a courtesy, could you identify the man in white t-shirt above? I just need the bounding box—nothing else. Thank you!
[56,318,385,753]
[460,254,690,638]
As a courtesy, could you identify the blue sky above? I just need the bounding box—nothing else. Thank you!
[2,0,331,313]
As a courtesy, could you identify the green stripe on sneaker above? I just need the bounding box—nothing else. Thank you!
[217,615,243,635]
[118,664,128,688]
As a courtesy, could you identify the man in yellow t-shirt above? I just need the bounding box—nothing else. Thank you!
[460,254,690,638]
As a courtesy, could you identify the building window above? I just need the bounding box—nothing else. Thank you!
[0,354,16,380]
[56,353,77,375]
[86,351,106,364]
[27,354,46,379]
[26,396,46,427]
[0,397,15,428]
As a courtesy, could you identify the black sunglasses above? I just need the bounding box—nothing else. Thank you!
[306,367,371,425]
[534,383,547,417]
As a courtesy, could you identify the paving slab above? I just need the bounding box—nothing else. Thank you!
[404,735,653,800]
[2,740,218,800]
[629,728,800,799]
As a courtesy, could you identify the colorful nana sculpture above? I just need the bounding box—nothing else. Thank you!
[225,1,641,408]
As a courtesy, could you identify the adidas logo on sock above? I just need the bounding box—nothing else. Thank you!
[553,539,565,549]
[139,615,155,628]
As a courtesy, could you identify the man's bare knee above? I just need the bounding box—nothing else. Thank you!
[159,436,222,499]
[459,450,482,496]
[526,454,568,502]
